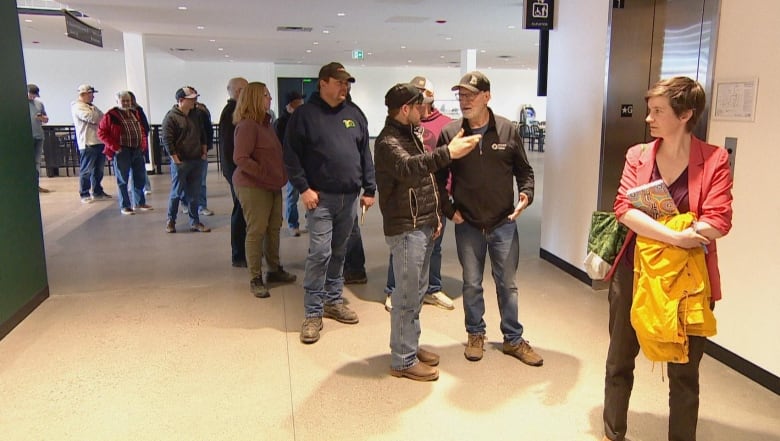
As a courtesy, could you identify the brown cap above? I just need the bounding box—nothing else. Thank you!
[410,76,434,104]
[451,71,490,93]
[318,62,356,83]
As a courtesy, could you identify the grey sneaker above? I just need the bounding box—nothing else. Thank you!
[423,291,455,310]
[300,317,323,344]
[265,267,297,284]
[502,340,543,366]
[81,196,93,204]
[199,207,214,216]
[250,277,269,298]
[323,303,359,324]
[464,333,485,361]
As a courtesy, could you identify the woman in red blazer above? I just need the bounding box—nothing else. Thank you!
[603,77,734,441]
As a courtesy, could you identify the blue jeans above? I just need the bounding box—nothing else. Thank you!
[344,213,366,273]
[78,144,106,197]
[167,159,202,226]
[387,226,434,370]
[455,220,524,344]
[113,148,147,210]
[285,181,300,229]
[181,158,208,210]
[303,192,358,318]
[385,217,446,295]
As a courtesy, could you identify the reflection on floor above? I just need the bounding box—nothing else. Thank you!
[2,152,779,441]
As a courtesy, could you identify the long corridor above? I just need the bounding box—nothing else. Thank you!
[1,151,778,441]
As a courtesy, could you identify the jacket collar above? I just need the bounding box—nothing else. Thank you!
[459,107,496,134]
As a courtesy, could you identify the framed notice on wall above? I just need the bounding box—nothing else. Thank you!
[713,78,758,122]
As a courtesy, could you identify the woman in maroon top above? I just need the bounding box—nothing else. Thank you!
[232,82,297,298]
[603,77,734,441]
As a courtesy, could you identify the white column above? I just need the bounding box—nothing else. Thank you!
[122,32,154,170]
[460,48,477,74]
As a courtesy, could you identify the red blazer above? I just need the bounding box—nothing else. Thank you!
[608,136,733,300]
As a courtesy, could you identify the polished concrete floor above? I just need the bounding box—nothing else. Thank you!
[2,152,779,441]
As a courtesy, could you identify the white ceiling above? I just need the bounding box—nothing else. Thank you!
[18,0,541,69]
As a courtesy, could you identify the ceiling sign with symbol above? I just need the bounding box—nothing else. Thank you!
[524,0,555,30]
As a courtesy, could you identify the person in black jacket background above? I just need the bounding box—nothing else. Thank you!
[274,91,306,237]
[439,71,542,367]
[219,77,249,267]
[376,83,479,382]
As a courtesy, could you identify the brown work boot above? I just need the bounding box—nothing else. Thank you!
[389,362,439,381]
[300,317,323,344]
[165,220,176,233]
[417,347,440,366]
[464,333,485,361]
[323,303,359,324]
[190,223,211,232]
[502,340,544,366]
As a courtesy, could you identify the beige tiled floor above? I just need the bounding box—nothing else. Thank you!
[1,153,778,441]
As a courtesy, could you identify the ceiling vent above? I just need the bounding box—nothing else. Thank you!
[277,26,313,32]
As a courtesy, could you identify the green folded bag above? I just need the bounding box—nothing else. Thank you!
[584,211,629,280]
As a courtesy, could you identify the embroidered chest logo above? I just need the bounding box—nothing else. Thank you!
[342,119,356,128]
[491,143,508,151]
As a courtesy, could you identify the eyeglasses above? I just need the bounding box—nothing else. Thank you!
[456,91,481,102]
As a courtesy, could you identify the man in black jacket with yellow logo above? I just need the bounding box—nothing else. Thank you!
[439,71,543,367]
[376,83,480,381]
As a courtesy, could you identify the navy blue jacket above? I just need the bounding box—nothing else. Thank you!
[283,92,376,196]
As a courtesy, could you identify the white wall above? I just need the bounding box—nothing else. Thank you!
[541,1,610,271]
[22,46,543,134]
[706,0,780,376]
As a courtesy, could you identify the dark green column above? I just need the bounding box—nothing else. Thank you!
[0,3,49,339]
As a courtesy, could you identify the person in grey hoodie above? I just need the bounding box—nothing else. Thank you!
[161,86,210,234]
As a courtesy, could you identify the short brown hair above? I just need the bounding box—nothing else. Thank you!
[645,76,706,132]
[232,82,268,125]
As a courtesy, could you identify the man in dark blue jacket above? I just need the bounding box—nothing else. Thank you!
[284,62,376,344]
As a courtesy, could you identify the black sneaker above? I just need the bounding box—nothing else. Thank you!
[343,271,367,285]
[266,267,297,284]
[232,260,248,268]
[250,277,270,298]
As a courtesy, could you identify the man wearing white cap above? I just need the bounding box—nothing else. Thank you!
[384,76,455,312]
[71,84,110,203]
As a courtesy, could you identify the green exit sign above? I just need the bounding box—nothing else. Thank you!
[352,49,364,60]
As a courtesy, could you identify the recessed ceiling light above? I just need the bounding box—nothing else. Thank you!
[400,45,406,49]
[367,52,373,56]
[480,49,486,53]
[209,39,216,42]
[114,48,119,52]
[177,6,187,10]
[313,41,319,45]
[337,12,345,17]
[440,55,445,58]
[444,37,452,41]
[224,54,230,58]
[306,49,312,53]
[322,30,330,34]
[196,25,205,30]
[507,25,516,29]
[24,19,32,23]
[218,47,224,51]
[407,59,412,63]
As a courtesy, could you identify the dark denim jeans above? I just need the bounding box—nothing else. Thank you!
[113,148,146,210]
[387,226,434,370]
[344,213,366,274]
[78,144,106,197]
[181,158,208,210]
[285,181,300,229]
[226,177,246,264]
[385,217,446,295]
[167,159,202,226]
[303,192,358,318]
[455,220,524,344]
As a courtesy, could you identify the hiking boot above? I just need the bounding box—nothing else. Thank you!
[300,317,323,344]
[135,204,153,211]
[232,260,248,268]
[190,223,211,233]
[120,207,135,215]
[265,267,297,284]
[502,340,544,366]
[464,333,485,361]
[165,220,176,233]
[250,277,270,298]
[323,303,359,324]
[390,362,439,381]
[343,271,367,285]
[423,291,455,310]
[417,347,440,366]
[384,294,393,312]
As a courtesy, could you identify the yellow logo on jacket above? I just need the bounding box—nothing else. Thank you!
[343,119,356,128]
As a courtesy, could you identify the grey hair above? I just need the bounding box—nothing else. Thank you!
[115,90,133,99]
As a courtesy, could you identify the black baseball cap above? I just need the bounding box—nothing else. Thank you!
[384,83,423,109]
[285,91,305,104]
